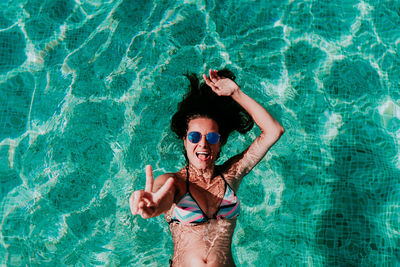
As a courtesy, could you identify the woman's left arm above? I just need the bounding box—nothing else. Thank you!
[203,69,285,181]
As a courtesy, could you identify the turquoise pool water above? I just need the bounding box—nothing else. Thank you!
[1,0,400,266]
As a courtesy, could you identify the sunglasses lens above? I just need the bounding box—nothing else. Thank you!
[188,131,201,143]
[206,132,220,144]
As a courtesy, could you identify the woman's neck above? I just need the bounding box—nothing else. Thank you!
[187,163,217,184]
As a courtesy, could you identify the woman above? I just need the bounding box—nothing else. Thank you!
[130,69,285,266]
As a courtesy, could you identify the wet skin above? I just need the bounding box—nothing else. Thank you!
[129,69,285,266]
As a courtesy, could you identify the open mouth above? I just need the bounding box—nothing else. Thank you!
[196,151,210,161]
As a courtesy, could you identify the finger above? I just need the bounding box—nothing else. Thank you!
[137,197,154,219]
[130,191,139,215]
[129,193,136,215]
[144,201,154,208]
[203,74,214,87]
[145,165,154,192]
[137,200,152,219]
[138,209,147,219]
[142,192,154,207]
[209,69,217,82]
[134,191,145,215]
[213,69,221,79]
[132,194,154,217]
[212,69,221,81]
[130,190,143,215]
[209,69,216,82]
[137,205,147,219]
[203,74,218,92]
[138,200,145,209]
[154,177,175,202]
[139,206,152,219]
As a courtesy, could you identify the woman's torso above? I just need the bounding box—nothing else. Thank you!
[165,167,239,266]
[168,218,237,266]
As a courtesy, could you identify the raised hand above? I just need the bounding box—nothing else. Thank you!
[129,165,174,219]
[203,69,240,96]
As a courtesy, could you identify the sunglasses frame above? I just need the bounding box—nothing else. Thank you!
[187,131,220,145]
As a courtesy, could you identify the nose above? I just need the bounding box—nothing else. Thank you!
[198,135,208,146]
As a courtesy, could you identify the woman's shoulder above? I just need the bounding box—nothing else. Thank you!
[216,164,241,191]
[156,169,186,203]
[156,169,187,198]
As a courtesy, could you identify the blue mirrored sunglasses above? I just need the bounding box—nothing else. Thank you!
[187,131,220,145]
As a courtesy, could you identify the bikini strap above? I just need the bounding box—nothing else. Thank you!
[218,168,228,184]
[185,165,190,192]
[219,172,226,181]
[219,171,234,191]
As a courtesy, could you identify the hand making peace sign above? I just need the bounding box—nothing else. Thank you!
[129,165,174,219]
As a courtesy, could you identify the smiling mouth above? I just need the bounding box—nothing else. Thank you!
[196,152,210,161]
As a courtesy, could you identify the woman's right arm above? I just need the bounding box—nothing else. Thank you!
[129,165,175,219]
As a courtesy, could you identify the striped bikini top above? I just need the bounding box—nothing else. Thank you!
[168,167,240,225]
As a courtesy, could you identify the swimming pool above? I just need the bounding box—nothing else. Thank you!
[1,0,399,265]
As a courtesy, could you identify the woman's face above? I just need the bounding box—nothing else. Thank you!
[183,117,221,170]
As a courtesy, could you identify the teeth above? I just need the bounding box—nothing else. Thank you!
[197,152,209,155]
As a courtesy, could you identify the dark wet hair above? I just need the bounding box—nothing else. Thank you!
[171,69,254,146]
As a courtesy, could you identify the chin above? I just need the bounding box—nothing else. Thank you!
[190,159,215,170]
